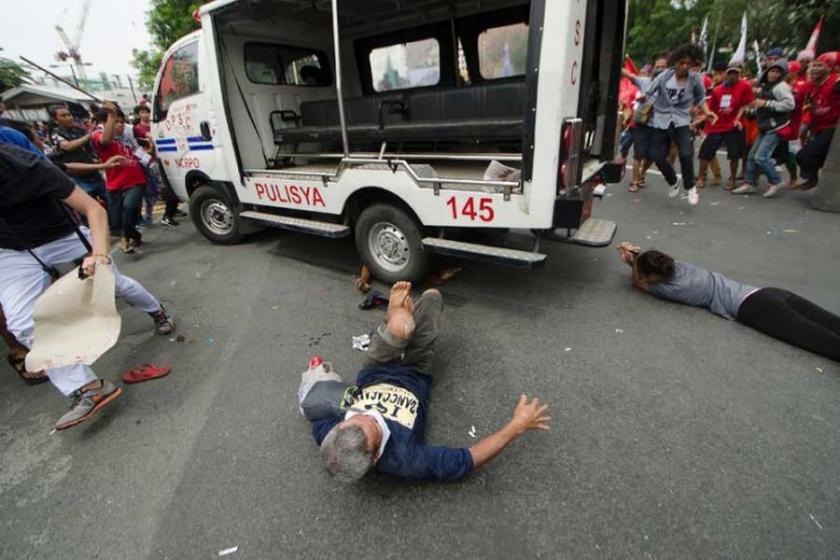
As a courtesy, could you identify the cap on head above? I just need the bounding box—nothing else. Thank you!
[712,61,728,72]
[816,51,839,70]
[726,63,743,74]
[787,60,801,74]
[767,47,785,58]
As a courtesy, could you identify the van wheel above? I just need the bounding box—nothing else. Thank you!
[355,204,427,283]
[189,185,243,244]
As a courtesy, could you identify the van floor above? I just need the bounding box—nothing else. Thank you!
[270,159,519,192]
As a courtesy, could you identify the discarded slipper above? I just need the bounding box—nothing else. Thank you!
[359,290,388,310]
[121,364,171,384]
[8,349,49,385]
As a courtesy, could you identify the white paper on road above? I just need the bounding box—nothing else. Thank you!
[25,264,122,371]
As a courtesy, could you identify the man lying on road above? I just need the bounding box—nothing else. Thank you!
[300,282,551,483]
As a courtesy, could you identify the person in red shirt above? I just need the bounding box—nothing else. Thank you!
[794,52,840,190]
[696,64,755,190]
[90,102,147,254]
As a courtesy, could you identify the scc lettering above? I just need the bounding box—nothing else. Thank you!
[446,196,495,223]
[574,20,581,46]
[175,157,199,169]
[255,182,326,207]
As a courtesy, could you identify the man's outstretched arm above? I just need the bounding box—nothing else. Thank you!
[470,395,550,470]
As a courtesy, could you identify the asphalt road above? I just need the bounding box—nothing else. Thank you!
[2,172,839,559]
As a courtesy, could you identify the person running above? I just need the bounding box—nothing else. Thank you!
[732,59,794,198]
[90,102,147,253]
[644,43,717,206]
[793,52,840,190]
[0,144,175,428]
[307,281,550,483]
[696,63,753,190]
[617,242,840,363]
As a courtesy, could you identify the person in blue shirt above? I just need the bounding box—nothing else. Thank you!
[0,125,43,156]
[304,281,551,483]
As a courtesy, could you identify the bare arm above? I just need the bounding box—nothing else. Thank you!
[99,102,118,146]
[61,187,110,275]
[62,155,126,175]
[470,395,550,471]
[58,132,91,153]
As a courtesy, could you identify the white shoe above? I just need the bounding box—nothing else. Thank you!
[687,187,700,206]
[668,180,682,199]
[732,184,757,195]
[763,183,784,198]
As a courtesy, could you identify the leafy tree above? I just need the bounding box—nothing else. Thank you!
[131,0,202,90]
[627,0,839,70]
[0,57,31,93]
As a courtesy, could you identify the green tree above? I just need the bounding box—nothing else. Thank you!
[131,0,202,90]
[0,57,31,92]
[627,0,840,70]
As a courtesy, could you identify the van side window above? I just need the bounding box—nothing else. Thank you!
[478,22,528,80]
[369,37,440,92]
[155,41,200,119]
[244,43,332,86]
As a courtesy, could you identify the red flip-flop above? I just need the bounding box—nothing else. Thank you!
[121,364,171,384]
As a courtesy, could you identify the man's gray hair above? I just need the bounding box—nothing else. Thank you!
[320,424,373,483]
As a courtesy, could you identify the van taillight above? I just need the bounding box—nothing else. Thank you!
[558,118,583,194]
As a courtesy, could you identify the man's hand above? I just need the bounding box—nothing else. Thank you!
[103,155,126,168]
[752,99,767,109]
[617,242,640,266]
[80,254,111,278]
[509,395,551,435]
[470,394,551,471]
[102,101,118,114]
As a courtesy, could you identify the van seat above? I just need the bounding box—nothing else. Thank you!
[273,80,526,146]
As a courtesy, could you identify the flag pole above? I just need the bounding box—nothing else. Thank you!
[707,9,722,72]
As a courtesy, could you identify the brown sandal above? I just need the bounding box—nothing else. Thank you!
[7,349,48,385]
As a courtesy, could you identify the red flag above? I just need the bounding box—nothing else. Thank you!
[619,55,640,108]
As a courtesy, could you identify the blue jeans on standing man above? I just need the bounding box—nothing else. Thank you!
[745,131,782,186]
[107,184,145,242]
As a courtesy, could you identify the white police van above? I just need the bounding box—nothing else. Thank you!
[152,0,626,282]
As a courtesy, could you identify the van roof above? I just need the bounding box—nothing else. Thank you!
[203,0,528,36]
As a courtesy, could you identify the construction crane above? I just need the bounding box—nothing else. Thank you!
[55,0,92,84]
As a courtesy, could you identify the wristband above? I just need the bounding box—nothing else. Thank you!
[92,253,111,263]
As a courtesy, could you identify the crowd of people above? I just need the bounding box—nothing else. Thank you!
[618,45,839,205]
[0,95,185,254]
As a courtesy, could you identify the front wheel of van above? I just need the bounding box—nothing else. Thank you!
[190,185,243,244]
[355,204,428,283]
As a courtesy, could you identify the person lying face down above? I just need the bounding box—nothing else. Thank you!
[617,242,840,363]
[302,281,552,483]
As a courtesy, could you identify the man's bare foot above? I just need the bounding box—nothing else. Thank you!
[386,281,412,321]
[403,295,416,315]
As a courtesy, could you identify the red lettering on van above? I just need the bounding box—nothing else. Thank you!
[253,182,326,208]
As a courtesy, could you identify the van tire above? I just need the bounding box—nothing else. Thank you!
[355,204,427,283]
[189,185,243,244]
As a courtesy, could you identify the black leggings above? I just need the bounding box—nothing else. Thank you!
[737,288,840,362]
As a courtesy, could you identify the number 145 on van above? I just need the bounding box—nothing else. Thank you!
[446,195,495,223]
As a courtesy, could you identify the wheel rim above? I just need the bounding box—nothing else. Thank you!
[367,221,410,273]
[200,199,233,236]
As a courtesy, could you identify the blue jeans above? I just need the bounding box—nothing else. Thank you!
[649,124,695,188]
[107,184,145,241]
[75,175,108,201]
[745,131,782,185]
[142,168,160,219]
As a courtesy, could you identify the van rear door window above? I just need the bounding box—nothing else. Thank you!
[244,43,332,86]
[478,22,528,80]
[369,38,440,92]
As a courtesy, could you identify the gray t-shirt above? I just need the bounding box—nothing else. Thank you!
[646,69,706,129]
[647,261,758,320]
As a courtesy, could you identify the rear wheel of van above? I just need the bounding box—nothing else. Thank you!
[355,204,427,283]
[190,185,243,244]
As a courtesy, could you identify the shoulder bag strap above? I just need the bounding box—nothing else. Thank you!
[0,217,61,280]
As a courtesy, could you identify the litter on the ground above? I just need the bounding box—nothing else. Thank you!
[782,229,798,234]
[809,514,823,530]
[218,546,239,556]
[352,334,370,351]
[672,222,687,226]
[709,201,721,206]
[207,337,214,347]
[359,290,388,311]
[816,367,824,373]
[615,328,624,334]
[468,426,477,438]
[272,305,279,310]
[564,347,572,352]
